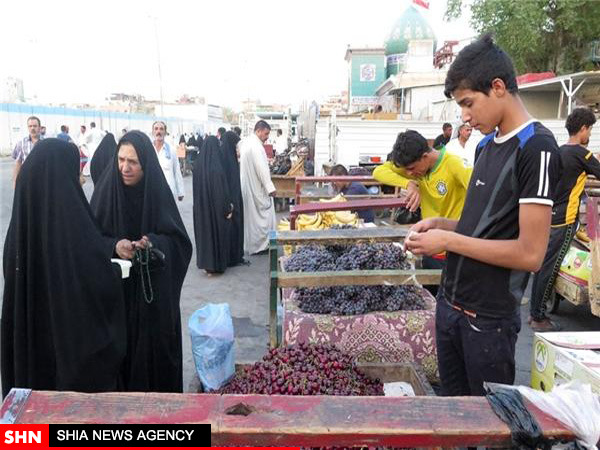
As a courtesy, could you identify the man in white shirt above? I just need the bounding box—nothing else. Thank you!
[152,121,185,201]
[240,120,276,254]
[274,129,287,155]
[445,123,479,166]
[83,121,106,176]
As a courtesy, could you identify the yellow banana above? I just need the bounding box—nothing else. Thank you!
[335,211,357,224]
[320,193,346,203]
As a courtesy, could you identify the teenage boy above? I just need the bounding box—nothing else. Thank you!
[374,130,471,274]
[374,130,471,221]
[406,35,560,396]
[529,107,600,331]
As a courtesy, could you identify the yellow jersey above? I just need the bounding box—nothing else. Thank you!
[373,149,472,220]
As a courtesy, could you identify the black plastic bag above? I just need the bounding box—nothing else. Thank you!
[485,384,555,449]
[394,206,421,224]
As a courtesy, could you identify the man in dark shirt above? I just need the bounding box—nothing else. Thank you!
[56,125,74,143]
[330,164,375,223]
[529,107,600,331]
[433,123,453,149]
[405,35,560,396]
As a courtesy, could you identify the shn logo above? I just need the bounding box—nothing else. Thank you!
[537,151,551,197]
[4,431,42,444]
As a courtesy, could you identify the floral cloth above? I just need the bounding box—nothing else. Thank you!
[282,287,439,383]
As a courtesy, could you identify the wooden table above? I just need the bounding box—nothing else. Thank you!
[1,388,575,447]
[271,175,296,199]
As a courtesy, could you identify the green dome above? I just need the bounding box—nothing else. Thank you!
[384,5,436,56]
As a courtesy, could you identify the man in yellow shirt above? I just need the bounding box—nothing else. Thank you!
[373,130,472,279]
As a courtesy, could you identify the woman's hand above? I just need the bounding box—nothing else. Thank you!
[115,239,135,259]
[132,235,152,250]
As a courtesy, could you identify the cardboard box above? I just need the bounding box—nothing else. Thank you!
[531,332,600,394]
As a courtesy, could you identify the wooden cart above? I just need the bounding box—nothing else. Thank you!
[551,195,600,318]
[1,387,575,446]
[268,227,441,348]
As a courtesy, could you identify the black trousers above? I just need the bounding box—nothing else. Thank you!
[435,299,521,396]
[530,222,577,321]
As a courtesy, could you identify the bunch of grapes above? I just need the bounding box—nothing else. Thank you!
[287,243,426,315]
[221,343,383,396]
[285,245,337,272]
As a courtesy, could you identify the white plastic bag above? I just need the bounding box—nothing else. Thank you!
[488,381,600,450]
[188,303,235,391]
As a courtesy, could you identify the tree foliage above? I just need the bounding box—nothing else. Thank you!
[446,0,600,75]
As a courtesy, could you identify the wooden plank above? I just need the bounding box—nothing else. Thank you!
[298,194,399,204]
[277,269,442,287]
[0,388,31,424]
[296,175,375,183]
[294,176,388,204]
[8,390,221,424]
[292,198,407,215]
[216,395,572,448]
[6,390,574,447]
[275,227,408,245]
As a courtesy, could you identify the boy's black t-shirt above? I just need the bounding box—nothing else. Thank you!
[441,121,560,318]
[552,144,600,226]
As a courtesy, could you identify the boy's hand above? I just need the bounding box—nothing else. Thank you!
[405,181,421,212]
[405,229,450,256]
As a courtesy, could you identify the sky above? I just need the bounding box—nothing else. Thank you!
[0,0,474,110]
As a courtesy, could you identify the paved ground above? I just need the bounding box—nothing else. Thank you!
[0,156,598,394]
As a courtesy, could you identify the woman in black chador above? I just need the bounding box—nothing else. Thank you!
[192,136,233,274]
[90,132,117,185]
[221,131,245,266]
[91,131,192,392]
[1,139,126,398]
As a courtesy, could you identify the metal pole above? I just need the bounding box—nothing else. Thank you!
[568,77,573,115]
[152,17,164,116]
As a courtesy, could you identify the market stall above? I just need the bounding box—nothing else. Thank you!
[269,227,441,382]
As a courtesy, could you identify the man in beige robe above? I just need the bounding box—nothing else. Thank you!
[240,120,276,254]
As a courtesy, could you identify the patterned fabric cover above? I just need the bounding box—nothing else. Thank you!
[282,286,439,383]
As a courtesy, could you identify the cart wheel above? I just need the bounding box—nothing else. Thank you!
[546,291,561,314]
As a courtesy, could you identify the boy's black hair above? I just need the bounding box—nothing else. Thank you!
[444,34,518,99]
[391,130,430,167]
[442,122,452,130]
[330,164,348,175]
[565,108,597,136]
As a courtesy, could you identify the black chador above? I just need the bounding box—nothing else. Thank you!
[192,136,233,273]
[91,131,192,393]
[221,131,245,266]
[90,132,117,185]
[2,139,126,398]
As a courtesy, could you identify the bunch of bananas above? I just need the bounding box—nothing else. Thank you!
[318,194,358,228]
[278,218,291,231]
[293,210,358,230]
